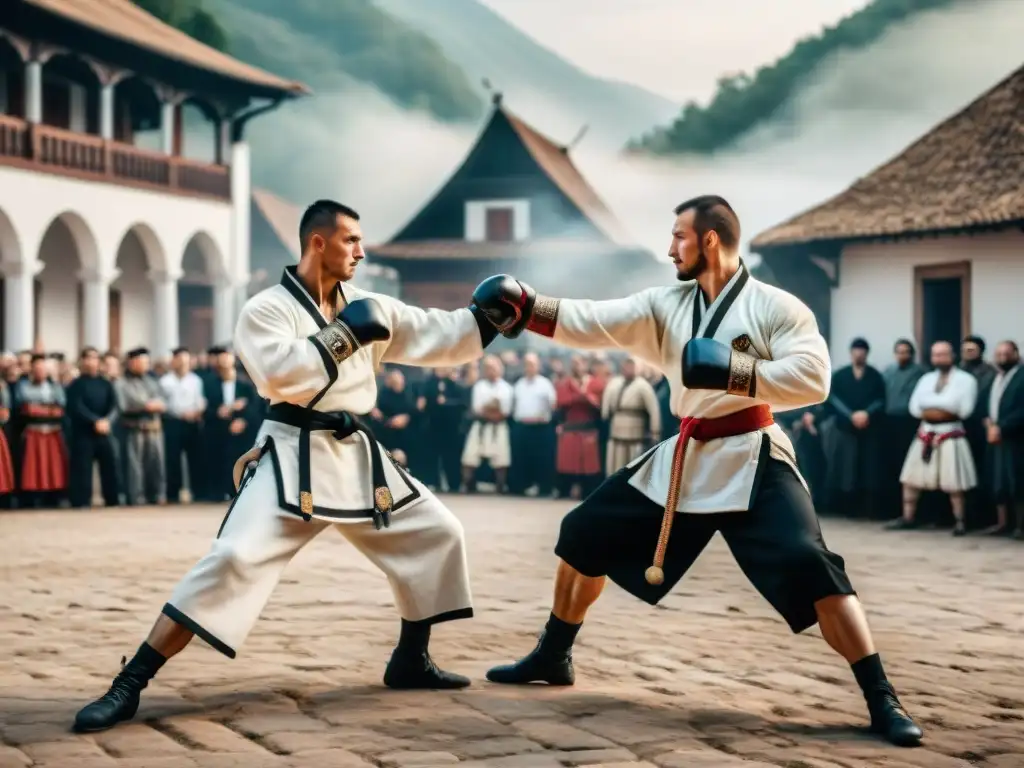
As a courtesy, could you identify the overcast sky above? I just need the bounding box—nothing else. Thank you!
[478,0,873,102]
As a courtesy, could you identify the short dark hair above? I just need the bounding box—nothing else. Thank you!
[299,199,360,252]
[673,195,741,251]
[80,346,99,358]
[172,346,189,356]
[963,334,986,353]
[893,338,915,354]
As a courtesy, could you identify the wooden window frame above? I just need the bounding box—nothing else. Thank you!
[913,260,971,352]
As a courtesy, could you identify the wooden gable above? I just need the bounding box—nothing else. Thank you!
[388,96,632,247]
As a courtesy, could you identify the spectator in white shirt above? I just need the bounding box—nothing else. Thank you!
[159,348,206,503]
[510,352,557,496]
[462,355,514,493]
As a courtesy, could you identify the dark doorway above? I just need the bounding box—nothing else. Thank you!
[914,261,970,364]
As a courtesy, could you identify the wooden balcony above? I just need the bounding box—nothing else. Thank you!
[0,114,230,201]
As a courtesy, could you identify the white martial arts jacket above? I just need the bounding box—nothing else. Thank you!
[234,267,485,522]
[544,262,831,513]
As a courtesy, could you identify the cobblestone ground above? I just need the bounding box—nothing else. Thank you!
[1,496,1022,768]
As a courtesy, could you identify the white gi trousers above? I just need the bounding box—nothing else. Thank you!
[163,457,473,658]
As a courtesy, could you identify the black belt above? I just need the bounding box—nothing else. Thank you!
[265,403,393,529]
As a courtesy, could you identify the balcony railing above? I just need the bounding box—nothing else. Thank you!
[0,114,230,201]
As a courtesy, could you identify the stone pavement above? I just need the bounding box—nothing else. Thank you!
[1,496,1022,768]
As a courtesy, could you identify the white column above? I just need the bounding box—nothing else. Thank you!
[78,268,119,350]
[99,82,115,140]
[25,60,43,124]
[160,101,176,154]
[1,260,42,350]
[212,277,235,346]
[149,269,181,358]
[230,140,251,331]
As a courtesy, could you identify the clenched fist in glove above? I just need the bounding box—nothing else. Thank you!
[470,274,559,339]
[312,298,391,365]
[681,337,756,397]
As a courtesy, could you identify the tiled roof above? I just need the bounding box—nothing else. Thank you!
[751,63,1024,249]
[502,107,634,246]
[24,0,309,95]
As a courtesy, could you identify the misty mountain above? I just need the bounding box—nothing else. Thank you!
[203,0,484,122]
[629,0,979,155]
[372,0,682,149]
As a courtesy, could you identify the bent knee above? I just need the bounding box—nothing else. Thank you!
[207,538,267,581]
[426,503,466,544]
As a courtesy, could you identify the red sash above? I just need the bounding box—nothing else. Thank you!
[647,404,775,585]
[917,429,966,463]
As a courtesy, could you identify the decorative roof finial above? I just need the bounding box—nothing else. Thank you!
[482,78,502,107]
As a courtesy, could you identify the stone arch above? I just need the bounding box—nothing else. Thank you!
[178,230,228,353]
[111,223,168,355]
[35,211,100,356]
[115,222,167,273]
[0,205,21,266]
[38,210,100,271]
[0,205,24,350]
[182,229,228,283]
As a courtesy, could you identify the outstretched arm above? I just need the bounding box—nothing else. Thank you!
[682,292,831,411]
[470,275,664,366]
[378,298,496,368]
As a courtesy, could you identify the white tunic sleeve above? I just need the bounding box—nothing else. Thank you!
[950,372,978,419]
[755,292,831,410]
[498,380,514,417]
[908,375,930,419]
[378,299,484,368]
[234,298,332,405]
[549,289,663,366]
[470,381,489,416]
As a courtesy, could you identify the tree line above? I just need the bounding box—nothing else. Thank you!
[627,0,968,156]
[133,0,482,122]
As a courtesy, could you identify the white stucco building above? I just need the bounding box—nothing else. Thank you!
[0,0,308,358]
[751,62,1024,368]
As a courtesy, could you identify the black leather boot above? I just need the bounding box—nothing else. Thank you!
[867,685,924,747]
[73,656,149,733]
[486,630,575,686]
[382,619,470,690]
[383,647,471,690]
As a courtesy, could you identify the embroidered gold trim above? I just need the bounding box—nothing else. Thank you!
[374,486,394,513]
[726,352,756,397]
[315,320,359,364]
[527,295,561,337]
[300,491,313,516]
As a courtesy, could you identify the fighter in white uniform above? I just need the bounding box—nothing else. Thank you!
[74,200,497,733]
[469,196,923,747]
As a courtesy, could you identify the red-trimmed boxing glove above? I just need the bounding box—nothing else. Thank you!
[470,274,560,339]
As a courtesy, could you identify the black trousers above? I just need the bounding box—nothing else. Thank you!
[555,437,855,634]
[68,431,120,508]
[432,416,466,492]
[510,421,555,495]
[165,418,203,502]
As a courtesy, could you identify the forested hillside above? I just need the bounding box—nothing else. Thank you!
[628,0,969,155]
[133,0,484,122]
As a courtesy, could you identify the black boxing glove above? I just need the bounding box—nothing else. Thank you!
[311,298,391,366]
[470,274,560,339]
[681,338,757,397]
